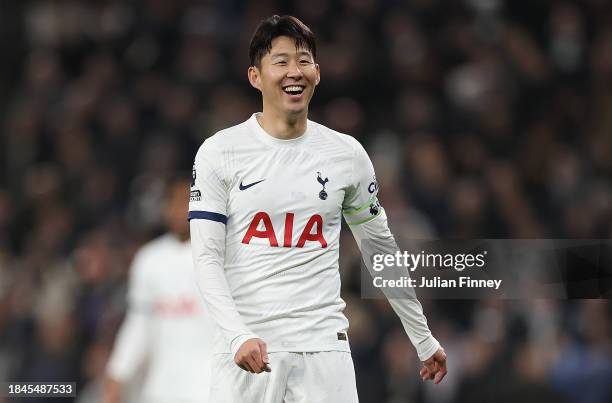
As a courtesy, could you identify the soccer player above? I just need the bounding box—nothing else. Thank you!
[189,15,447,402]
[104,178,215,403]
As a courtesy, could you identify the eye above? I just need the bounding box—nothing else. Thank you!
[299,60,312,65]
[274,61,287,65]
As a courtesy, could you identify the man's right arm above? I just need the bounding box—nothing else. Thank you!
[189,141,269,373]
[190,219,269,373]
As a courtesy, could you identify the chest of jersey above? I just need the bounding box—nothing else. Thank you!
[226,147,349,248]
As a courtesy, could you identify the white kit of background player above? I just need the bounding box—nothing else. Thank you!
[189,15,446,403]
[106,181,215,403]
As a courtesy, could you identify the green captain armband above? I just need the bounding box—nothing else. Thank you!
[342,196,382,225]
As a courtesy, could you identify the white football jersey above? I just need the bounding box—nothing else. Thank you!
[107,234,215,402]
[189,113,381,354]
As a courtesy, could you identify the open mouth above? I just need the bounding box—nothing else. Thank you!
[282,85,305,96]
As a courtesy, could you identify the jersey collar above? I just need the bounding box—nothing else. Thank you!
[248,113,312,147]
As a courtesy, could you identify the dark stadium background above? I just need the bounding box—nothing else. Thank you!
[1,1,611,402]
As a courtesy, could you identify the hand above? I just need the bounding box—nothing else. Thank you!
[234,338,271,374]
[102,376,122,403]
[420,347,447,384]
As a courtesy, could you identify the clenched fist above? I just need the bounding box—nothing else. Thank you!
[420,347,447,384]
[234,338,271,374]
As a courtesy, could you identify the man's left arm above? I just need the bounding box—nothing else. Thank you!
[347,210,447,383]
[342,139,447,384]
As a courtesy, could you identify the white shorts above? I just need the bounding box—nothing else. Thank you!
[209,351,359,403]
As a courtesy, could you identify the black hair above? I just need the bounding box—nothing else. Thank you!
[249,15,317,67]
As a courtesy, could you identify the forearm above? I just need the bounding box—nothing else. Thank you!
[190,219,258,356]
[348,209,439,361]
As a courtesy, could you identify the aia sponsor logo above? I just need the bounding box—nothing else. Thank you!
[155,297,197,316]
[242,212,327,248]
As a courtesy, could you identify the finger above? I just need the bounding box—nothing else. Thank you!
[434,366,447,384]
[239,353,257,373]
[434,354,447,384]
[259,341,269,364]
[246,354,261,373]
[250,348,265,373]
[423,358,436,373]
[427,361,439,377]
[236,359,250,373]
[240,357,254,373]
[259,341,271,372]
[420,365,435,381]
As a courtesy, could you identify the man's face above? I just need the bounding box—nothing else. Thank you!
[249,36,320,117]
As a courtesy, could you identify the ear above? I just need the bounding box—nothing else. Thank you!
[248,66,262,91]
[314,63,321,86]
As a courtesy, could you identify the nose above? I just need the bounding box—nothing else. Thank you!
[286,60,303,79]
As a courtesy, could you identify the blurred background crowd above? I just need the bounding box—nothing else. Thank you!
[1,0,612,402]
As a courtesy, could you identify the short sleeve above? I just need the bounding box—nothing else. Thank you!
[342,140,382,225]
[188,140,228,224]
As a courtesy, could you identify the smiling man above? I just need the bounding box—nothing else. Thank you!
[189,15,446,402]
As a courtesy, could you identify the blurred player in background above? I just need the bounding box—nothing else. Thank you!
[189,15,446,402]
[104,178,215,403]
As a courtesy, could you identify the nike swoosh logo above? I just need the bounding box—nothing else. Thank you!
[239,179,265,191]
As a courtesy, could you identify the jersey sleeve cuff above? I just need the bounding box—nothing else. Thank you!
[416,335,440,362]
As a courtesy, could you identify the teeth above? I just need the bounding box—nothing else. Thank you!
[283,86,304,92]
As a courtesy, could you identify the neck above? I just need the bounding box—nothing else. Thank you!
[257,106,308,139]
